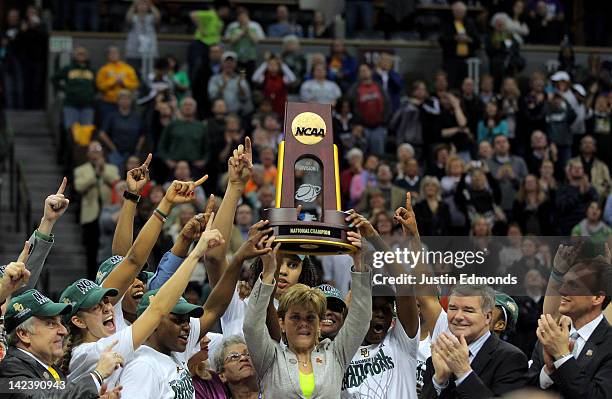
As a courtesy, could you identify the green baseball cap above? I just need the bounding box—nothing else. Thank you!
[136,289,204,318]
[96,255,154,286]
[315,284,346,310]
[495,291,518,330]
[60,279,119,318]
[4,289,72,333]
[95,255,125,285]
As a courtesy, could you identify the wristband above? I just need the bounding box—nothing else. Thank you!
[91,369,103,385]
[155,208,169,218]
[551,269,565,284]
[35,230,53,242]
[153,209,167,223]
[123,190,141,203]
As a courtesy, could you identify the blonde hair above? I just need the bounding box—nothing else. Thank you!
[277,284,326,321]
[445,155,465,176]
[420,176,442,200]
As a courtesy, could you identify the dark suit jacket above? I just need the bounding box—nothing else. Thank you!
[0,347,98,399]
[528,317,612,399]
[422,333,528,399]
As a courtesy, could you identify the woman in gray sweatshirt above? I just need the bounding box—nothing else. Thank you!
[243,231,371,398]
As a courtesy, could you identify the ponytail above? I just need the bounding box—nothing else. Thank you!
[59,317,85,375]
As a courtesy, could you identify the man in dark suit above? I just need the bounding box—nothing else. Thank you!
[529,257,612,399]
[0,289,121,398]
[422,285,528,398]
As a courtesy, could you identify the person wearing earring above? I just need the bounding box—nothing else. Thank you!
[243,231,371,398]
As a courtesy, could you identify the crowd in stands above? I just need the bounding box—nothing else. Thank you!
[0,1,611,398]
[0,144,611,399]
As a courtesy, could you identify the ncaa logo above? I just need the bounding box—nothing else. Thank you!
[291,112,326,145]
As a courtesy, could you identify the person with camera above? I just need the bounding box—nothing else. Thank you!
[208,52,253,117]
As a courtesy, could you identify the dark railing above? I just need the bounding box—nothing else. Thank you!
[3,112,34,238]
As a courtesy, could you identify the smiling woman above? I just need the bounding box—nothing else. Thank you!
[243,230,372,398]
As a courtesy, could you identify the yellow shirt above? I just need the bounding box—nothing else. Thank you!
[454,21,469,57]
[299,371,315,398]
[95,61,140,103]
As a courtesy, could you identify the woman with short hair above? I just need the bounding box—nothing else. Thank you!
[243,231,371,398]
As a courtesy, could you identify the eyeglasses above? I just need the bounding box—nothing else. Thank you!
[224,351,250,363]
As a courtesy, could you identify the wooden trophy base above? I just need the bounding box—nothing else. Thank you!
[262,208,357,255]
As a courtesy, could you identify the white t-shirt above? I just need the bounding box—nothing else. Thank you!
[118,318,202,399]
[68,325,135,389]
[220,288,278,337]
[416,310,449,395]
[341,320,420,399]
[114,297,129,331]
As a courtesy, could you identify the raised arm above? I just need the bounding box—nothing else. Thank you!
[132,212,223,348]
[199,225,272,339]
[543,243,582,321]
[103,176,208,304]
[206,138,253,286]
[20,178,70,293]
[347,199,419,338]
[148,198,215,290]
[112,154,151,256]
[332,231,373,367]
[244,238,280,374]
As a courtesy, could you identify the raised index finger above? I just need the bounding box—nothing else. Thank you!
[205,212,215,231]
[17,241,31,264]
[194,175,209,187]
[204,194,215,214]
[405,192,412,212]
[57,177,67,195]
[142,153,152,169]
[245,136,252,156]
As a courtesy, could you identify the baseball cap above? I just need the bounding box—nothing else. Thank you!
[495,291,518,330]
[4,289,72,333]
[136,289,204,318]
[60,279,119,318]
[95,255,153,286]
[315,284,346,311]
[572,83,586,97]
[222,51,237,61]
[551,71,570,82]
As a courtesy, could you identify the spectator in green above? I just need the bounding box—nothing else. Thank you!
[188,4,229,86]
[167,55,190,103]
[52,46,97,131]
[571,201,612,248]
[224,7,265,78]
[158,97,209,175]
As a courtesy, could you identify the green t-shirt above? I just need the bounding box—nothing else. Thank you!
[158,120,208,162]
[172,71,190,102]
[225,22,264,62]
[194,10,223,45]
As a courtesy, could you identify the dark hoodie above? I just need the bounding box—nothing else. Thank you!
[52,61,97,107]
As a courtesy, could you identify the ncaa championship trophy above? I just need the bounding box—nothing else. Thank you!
[263,101,357,255]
